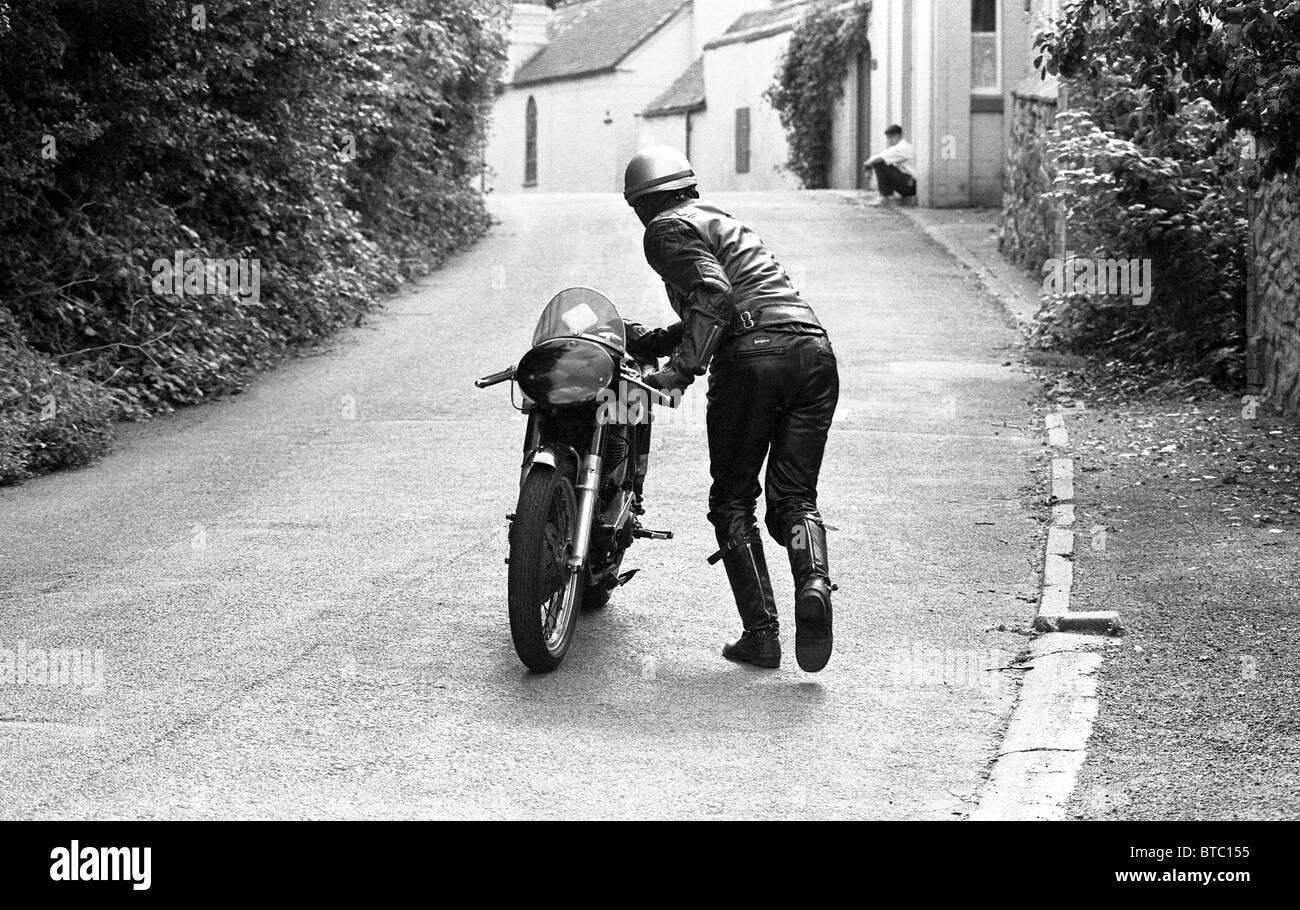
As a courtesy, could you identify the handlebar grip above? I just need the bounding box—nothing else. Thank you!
[475,367,516,389]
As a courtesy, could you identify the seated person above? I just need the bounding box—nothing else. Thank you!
[863,124,917,205]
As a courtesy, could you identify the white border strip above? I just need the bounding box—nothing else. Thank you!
[970,410,1119,819]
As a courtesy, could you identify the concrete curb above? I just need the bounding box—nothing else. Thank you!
[970,408,1120,819]
[1035,413,1122,635]
[969,632,1104,820]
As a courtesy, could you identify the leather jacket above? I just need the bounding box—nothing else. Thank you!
[637,199,824,375]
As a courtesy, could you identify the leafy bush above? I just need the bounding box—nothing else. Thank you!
[0,0,507,483]
[1023,0,1279,382]
[1031,110,1248,382]
[0,327,116,480]
[766,2,870,189]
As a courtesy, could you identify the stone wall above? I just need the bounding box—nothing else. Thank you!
[998,74,1059,273]
[1253,168,1300,417]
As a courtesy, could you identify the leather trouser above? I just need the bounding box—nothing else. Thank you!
[705,328,839,618]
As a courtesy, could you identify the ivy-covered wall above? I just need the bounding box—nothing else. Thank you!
[1253,169,1300,417]
[997,75,1059,273]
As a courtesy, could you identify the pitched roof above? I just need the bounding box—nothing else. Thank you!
[643,56,705,118]
[704,0,820,50]
[512,0,691,87]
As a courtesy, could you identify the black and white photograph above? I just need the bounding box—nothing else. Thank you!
[0,0,1293,892]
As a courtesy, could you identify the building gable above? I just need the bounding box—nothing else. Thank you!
[703,0,817,50]
[512,0,691,87]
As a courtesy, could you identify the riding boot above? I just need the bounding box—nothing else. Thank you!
[717,535,781,669]
[786,517,834,672]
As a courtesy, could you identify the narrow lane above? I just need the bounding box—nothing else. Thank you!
[0,192,1042,819]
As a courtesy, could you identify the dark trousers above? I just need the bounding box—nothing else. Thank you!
[872,162,917,197]
[705,330,839,551]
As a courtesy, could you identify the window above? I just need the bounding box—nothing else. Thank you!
[524,96,537,187]
[735,108,751,174]
[972,0,997,31]
[971,0,1000,94]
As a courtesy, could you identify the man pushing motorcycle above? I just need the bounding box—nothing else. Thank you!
[622,146,840,673]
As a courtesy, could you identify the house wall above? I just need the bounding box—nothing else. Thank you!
[1001,1,1040,109]
[636,111,694,159]
[926,0,972,206]
[485,4,694,194]
[612,7,697,190]
[486,74,622,192]
[827,60,861,189]
[970,111,1003,204]
[690,31,803,192]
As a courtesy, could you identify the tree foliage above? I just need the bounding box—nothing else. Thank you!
[766,2,870,189]
[1033,110,1248,381]
[1036,0,1300,177]
[0,0,508,483]
[1024,0,1293,381]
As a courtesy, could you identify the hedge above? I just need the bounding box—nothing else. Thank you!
[0,0,507,483]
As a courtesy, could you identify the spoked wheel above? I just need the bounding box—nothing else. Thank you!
[508,467,584,672]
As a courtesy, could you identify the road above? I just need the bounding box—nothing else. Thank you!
[0,192,1043,819]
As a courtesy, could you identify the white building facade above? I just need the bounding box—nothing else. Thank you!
[488,0,1052,207]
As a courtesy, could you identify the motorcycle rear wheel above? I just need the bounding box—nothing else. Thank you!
[508,467,584,672]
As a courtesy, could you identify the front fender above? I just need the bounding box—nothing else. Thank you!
[520,443,579,488]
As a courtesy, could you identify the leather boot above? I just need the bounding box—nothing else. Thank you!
[717,535,781,669]
[787,517,834,672]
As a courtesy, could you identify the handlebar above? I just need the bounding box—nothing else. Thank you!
[476,361,679,410]
[475,367,516,389]
[620,369,681,409]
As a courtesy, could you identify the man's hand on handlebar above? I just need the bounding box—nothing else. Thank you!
[625,321,685,360]
[644,369,694,394]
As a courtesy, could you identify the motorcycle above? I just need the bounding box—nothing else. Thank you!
[476,287,679,672]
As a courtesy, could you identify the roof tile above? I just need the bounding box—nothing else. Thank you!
[512,0,690,86]
[643,56,705,118]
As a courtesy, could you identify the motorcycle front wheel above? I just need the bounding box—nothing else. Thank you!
[508,466,584,672]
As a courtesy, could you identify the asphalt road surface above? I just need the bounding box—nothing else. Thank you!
[0,192,1043,819]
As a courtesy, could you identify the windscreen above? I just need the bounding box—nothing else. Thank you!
[532,287,625,354]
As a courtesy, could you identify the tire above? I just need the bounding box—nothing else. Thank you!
[508,467,584,672]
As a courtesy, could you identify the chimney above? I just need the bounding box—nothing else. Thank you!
[505,2,553,83]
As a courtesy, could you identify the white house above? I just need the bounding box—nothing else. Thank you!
[640,5,807,193]
[488,0,1053,207]
[484,0,768,194]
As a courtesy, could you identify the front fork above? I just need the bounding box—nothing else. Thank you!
[568,424,606,572]
[519,413,606,575]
